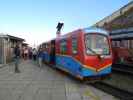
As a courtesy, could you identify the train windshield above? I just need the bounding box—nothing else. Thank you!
[85,34,110,55]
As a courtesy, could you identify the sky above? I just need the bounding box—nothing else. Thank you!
[0,0,132,47]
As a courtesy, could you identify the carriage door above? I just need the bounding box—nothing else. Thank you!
[71,37,79,73]
[50,40,56,64]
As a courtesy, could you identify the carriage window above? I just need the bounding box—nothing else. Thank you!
[72,38,78,54]
[60,40,67,54]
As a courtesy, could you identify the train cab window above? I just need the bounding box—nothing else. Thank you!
[85,34,110,55]
[60,40,67,54]
[72,38,78,54]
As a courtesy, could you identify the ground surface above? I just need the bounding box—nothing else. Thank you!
[0,60,118,100]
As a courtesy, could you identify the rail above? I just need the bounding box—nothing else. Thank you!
[112,63,133,75]
[90,82,133,100]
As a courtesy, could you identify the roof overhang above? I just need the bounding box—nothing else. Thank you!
[7,35,25,41]
[94,1,133,28]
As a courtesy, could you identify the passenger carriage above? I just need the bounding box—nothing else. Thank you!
[42,27,112,80]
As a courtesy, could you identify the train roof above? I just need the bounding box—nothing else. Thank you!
[83,27,109,35]
[57,27,109,40]
[56,29,80,40]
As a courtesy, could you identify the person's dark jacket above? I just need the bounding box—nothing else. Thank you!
[14,47,20,58]
[37,50,43,58]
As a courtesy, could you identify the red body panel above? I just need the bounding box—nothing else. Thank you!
[84,56,112,70]
[56,30,85,63]
[56,29,112,71]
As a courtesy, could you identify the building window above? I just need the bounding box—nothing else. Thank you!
[60,40,67,54]
[72,38,78,54]
[112,41,116,47]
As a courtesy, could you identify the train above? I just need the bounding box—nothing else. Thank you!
[40,27,113,80]
[107,28,133,65]
[112,47,133,64]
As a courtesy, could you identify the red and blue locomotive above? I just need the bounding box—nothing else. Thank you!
[41,27,112,80]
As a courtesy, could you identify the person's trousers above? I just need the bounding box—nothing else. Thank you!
[33,55,36,61]
[14,57,20,72]
[38,57,42,67]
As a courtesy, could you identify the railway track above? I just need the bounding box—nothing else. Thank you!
[112,64,133,75]
[89,82,133,100]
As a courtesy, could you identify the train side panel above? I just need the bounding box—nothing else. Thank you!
[55,30,85,78]
[42,42,51,63]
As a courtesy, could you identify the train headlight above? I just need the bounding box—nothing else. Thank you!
[101,55,105,59]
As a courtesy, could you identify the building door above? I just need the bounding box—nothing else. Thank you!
[0,38,3,64]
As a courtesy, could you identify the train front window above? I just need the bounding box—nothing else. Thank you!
[85,34,110,55]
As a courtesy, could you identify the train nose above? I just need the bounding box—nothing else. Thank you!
[84,55,112,72]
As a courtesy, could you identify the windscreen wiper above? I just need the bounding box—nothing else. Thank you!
[86,47,102,59]
[86,47,98,55]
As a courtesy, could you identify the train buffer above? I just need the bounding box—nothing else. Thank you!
[0,60,118,100]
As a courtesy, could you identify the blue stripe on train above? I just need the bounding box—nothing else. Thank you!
[81,66,111,77]
[56,55,111,77]
[42,52,50,63]
[56,55,81,76]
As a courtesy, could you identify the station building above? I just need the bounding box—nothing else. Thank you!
[0,34,24,64]
[94,1,133,50]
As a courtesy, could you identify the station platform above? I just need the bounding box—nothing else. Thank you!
[0,60,118,100]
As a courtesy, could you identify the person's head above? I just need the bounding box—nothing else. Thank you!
[39,47,42,51]
[15,44,19,48]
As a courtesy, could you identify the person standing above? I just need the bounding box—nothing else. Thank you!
[32,48,37,61]
[29,48,33,60]
[24,47,28,60]
[14,44,21,73]
[37,48,43,67]
[22,47,25,59]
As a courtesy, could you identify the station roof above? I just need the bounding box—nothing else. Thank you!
[110,27,133,40]
[7,35,25,41]
[94,1,133,31]
[0,34,25,42]
[22,42,28,46]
